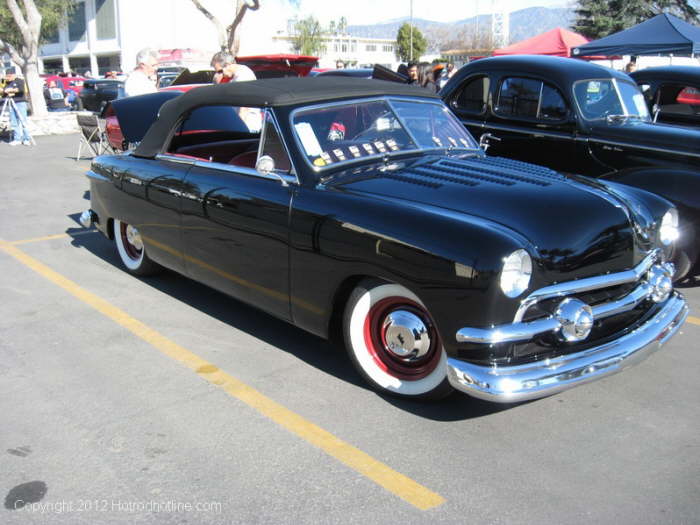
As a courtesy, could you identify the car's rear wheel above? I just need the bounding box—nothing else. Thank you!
[113,219,162,276]
[343,279,452,399]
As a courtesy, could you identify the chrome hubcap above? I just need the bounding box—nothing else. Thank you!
[125,225,143,250]
[382,310,431,361]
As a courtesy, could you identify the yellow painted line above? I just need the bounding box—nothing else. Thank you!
[10,230,97,246]
[0,239,445,511]
[687,316,700,326]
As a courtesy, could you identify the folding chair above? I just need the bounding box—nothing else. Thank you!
[76,112,110,161]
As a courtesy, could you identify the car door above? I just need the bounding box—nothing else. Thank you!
[179,108,296,321]
[479,75,578,173]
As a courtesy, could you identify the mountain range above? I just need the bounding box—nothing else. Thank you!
[347,7,576,52]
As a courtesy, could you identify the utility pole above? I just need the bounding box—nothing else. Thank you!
[409,0,413,62]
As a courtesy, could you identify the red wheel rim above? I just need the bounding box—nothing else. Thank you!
[119,223,142,261]
[363,296,442,380]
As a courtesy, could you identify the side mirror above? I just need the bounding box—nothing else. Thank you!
[256,155,289,187]
[256,154,275,175]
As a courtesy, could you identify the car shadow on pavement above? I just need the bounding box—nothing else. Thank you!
[65,220,511,421]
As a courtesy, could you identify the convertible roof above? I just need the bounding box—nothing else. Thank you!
[134,77,437,158]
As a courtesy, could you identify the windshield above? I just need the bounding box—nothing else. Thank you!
[291,98,479,169]
[573,78,650,121]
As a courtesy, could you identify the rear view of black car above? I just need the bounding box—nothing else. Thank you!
[79,79,124,114]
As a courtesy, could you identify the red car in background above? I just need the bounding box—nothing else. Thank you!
[104,54,318,151]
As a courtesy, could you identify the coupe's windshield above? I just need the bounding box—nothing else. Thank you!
[573,78,651,121]
[291,98,479,169]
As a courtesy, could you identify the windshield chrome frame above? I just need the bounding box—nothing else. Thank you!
[288,96,480,174]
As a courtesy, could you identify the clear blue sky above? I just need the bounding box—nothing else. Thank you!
[290,0,572,25]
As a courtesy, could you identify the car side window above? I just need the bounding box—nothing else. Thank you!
[260,112,292,173]
[496,77,568,122]
[164,105,261,166]
[453,76,489,115]
[658,84,700,116]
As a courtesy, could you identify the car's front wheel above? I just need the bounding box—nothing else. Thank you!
[113,219,162,276]
[343,279,453,399]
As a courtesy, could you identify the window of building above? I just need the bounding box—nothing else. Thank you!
[366,44,376,52]
[97,54,120,75]
[68,1,87,42]
[382,45,393,52]
[341,44,347,52]
[42,59,63,74]
[96,0,116,40]
[42,22,60,44]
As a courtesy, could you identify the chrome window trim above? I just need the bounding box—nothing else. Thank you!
[156,153,197,165]
[190,160,298,185]
[264,108,299,181]
[288,96,478,174]
[514,250,659,323]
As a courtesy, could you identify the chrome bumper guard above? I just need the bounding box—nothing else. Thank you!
[447,292,687,402]
[80,209,97,228]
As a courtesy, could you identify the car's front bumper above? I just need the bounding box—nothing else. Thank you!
[446,292,687,403]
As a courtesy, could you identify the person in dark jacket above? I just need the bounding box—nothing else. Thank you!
[43,80,70,111]
[417,62,438,93]
[2,68,32,145]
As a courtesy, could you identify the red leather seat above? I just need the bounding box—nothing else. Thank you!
[228,150,258,168]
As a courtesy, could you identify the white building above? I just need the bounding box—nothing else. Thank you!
[38,0,287,75]
[272,25,398,69]
[37,1,401,75]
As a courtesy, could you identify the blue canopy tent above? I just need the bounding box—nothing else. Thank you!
[572,13,700,57]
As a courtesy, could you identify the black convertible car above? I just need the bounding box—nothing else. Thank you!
[441,55,700,280]
[81,78,687,402]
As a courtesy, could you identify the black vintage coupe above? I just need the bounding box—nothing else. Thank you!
[441,55,700,280]
[81,77,687,402]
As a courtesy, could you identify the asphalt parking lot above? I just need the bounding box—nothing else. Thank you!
[1,133,699,524]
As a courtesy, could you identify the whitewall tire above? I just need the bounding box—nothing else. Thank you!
[113,219,162,276]
[343,279,452,399]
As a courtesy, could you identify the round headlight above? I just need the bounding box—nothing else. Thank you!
[500,249,532,298]
[659,209,679,246]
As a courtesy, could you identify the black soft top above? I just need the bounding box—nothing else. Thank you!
[134,77,437,158]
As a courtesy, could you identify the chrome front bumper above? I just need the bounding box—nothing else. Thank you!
[447,292,687,403]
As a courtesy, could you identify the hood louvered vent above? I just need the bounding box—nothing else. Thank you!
[380,157,563,189]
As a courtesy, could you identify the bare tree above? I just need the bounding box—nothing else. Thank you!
[1,0,46,116]
[189,0,260,54]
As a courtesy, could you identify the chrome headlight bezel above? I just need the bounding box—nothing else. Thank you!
[659,208,679,246]
[500,249,532,298]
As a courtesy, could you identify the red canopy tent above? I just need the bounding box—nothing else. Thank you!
[493,27,591,57]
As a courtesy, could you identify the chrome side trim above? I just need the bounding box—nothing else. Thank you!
[514,250,658,322]
[448,292,687,403]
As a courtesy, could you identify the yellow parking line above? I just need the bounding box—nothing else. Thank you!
[10,230,96,246]
[0,240,445,511]
[688,316,700,326]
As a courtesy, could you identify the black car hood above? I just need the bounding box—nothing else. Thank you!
[329,155,650,274]
[589,119,700,156]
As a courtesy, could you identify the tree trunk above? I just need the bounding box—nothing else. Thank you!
[23,59,47,118]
